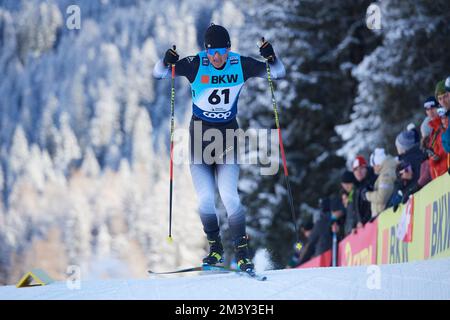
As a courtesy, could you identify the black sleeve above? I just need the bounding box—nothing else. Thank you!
[175,55,199,83]
[241,56,267,81]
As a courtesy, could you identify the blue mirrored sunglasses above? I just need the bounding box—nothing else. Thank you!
[206,47,228,55]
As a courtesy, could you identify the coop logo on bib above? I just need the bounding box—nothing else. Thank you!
[203,111,232,120]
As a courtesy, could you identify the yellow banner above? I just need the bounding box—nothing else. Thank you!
[377,174,450,264]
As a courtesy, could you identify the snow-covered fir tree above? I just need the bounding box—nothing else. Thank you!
[337,0,450,158]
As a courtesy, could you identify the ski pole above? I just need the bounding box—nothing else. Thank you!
[261,37,301,251]
[167,45,176,243]
[332,230,337,267]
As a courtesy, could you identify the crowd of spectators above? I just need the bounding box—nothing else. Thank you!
[289,76,450,267]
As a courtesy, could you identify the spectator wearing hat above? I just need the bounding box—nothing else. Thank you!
[364,148,397,218]
[396,161,422,205]
[420,97,439,139]
[395,129,427,185]
[351,155,377,227]
[426,106,450,179]
[340,171,358,235]
[418,99,438,186]
[436,79,450,110]
[387,161,415,211]
[441,77,450,154]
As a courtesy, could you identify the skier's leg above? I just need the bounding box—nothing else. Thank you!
[217,163,254,271]
[189,163,219,235]
[216,163,245,240]
[189,163,224,264]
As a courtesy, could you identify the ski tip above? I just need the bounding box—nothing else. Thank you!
[167,236,173,244]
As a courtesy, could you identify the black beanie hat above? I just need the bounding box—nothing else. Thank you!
[341,170,356,184]
[204,23,231,49]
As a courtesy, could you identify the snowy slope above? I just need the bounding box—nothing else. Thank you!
[1,258,449,300]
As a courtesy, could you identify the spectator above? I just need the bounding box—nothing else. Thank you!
[420,96,439,139]
[396,161,421,205]
[441,77,450,154]
[395,129,427,184]
[297,198,345,265]
[287,220,313,268]
[340,170,358,235]
[436,79,450,110]
[330,197,346,241]
[426,106,450,179]
[364,148,397,219]
[352,155,377,227]
[388,160,424,212]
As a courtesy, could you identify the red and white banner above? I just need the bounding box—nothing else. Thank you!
[396,195,414,242]
[338,220,378,266]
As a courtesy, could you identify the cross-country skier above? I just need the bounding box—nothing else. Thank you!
[153,23,286,272]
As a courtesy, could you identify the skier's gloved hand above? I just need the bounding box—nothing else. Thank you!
[259,40,275,63]
[163,47,179,66]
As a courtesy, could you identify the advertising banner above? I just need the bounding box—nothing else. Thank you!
[338,220,378,266]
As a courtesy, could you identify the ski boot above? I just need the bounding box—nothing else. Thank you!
[234,235,255,272]
[202,235,224,266]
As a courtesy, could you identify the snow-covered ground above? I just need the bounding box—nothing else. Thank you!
[1,257,449,300]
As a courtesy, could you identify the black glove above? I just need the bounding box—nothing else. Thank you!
[259,39,275,62]
[163,47,179,66]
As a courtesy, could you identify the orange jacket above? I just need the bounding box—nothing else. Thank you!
[428,118,450,179]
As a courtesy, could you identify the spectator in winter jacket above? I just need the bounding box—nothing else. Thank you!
[297,198,345,265]
[340,171,358,235]
[418,98,439,186]
[426,108,450,179]
[352,155,377,227]
[395,129,427,185]
[420,96,439,140]
[441,77,450,154]
[364,148,397,218]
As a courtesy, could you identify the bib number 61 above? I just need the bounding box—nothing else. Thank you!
[208,89,230,105]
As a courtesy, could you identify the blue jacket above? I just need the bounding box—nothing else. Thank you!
[442,114,450,153]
